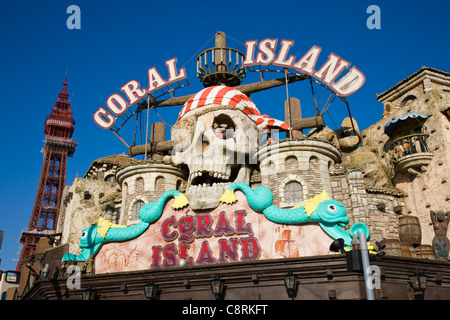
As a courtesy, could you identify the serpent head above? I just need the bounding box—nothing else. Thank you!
[313,199,349,227]
[79,225,103,248]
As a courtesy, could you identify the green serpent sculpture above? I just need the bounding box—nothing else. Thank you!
[220,182,370,247]
[61,190,189,262]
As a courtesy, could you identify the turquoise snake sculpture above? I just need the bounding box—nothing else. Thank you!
[62,182,370,262]
[61,190,189,262]
[219,182,370,247]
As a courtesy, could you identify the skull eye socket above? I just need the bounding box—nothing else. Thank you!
[213,114,235,139]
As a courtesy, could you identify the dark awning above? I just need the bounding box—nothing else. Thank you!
[384,112,430,136]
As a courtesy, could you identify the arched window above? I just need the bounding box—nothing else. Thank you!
[104,174,115,182]
[135,177,145,192]
[284,181,303,206]
[399,95,417,108]
[285,156,298,171]
[309,156,319,168]
[155,176,166,199]
[131,200,145,221]
[176,179,184,191]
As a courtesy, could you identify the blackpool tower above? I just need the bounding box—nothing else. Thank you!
[17,78,77,271]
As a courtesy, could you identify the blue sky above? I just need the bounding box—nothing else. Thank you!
[0,0,449,271]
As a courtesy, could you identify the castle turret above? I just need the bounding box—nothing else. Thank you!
[257,139,341,208]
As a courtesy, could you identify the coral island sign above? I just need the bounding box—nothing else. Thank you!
[93,57,187,130]
[243,39,365,97]
[154,210,260,268]
[93,38,365,130]
[62,183,370,274]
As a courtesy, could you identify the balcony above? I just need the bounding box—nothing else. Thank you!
[392,133,433,174]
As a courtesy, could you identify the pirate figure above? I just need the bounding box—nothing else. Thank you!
[430,211,450,261]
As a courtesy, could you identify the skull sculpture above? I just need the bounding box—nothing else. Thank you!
[171,86,289,209]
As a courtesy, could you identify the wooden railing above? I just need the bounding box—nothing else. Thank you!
[391,133,430,162]
[196,47,246,86]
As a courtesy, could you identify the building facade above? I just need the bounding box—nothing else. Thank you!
[11,36,450,300]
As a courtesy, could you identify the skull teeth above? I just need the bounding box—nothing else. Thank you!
[189,169,231,187]
[186,182,232,192]
[189,170,229,180]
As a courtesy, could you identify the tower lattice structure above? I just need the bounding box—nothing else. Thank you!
[17,78,77,271]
